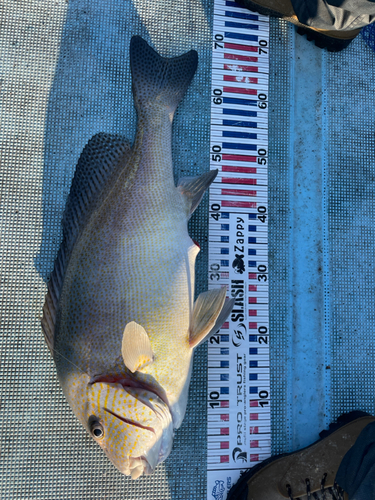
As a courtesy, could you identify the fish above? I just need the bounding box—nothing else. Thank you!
[41,36,234,479]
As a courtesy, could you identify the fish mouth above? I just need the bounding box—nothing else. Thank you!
[128,456,152,479]
[103,407,156,434]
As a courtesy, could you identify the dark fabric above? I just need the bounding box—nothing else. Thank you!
[335,421,375,500]
[291,0,375,30]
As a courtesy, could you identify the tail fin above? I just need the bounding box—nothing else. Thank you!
[130,36,198,116]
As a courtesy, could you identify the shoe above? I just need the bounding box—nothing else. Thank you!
[227,411,375,499]
[235,0,362,51]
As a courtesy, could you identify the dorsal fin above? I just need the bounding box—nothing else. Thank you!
[41,133,132,354]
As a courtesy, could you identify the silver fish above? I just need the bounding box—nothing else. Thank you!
[42,36,233,479]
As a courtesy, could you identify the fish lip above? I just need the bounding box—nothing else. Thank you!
[128,455,153,478]
[103,407,156,434]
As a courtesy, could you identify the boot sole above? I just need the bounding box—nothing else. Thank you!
[296,27,357,52]
[227,411,374,500]
[235,0,359,52]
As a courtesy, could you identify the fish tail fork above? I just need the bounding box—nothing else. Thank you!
[130,36,198,118]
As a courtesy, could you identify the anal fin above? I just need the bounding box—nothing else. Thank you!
[189,287,234,348]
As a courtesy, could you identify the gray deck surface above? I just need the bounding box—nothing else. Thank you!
[1,1,375,498]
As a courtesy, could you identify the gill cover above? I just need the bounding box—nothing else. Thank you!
[85,382,173,479]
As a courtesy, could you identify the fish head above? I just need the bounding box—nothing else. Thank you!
[72,379,174,479]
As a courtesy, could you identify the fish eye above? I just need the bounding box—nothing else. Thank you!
[90,420,104,439]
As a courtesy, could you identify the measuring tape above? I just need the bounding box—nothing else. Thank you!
[208,1,270,498]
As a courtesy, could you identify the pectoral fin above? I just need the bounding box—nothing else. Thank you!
[121,322,154,373]
[189,287,234,348]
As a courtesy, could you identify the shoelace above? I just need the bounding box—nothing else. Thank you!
[286,473,346,500]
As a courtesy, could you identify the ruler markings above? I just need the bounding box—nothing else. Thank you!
[208,2,270,498]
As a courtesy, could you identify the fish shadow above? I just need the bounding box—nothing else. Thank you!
[34,1,147,280]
